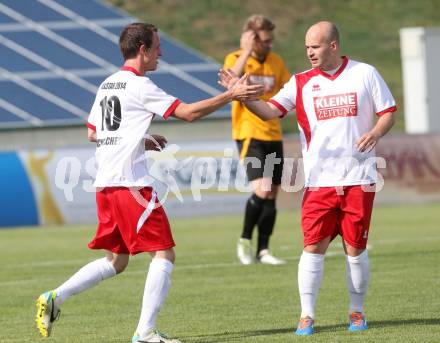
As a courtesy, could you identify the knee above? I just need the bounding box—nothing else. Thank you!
[254,189,274,200]
[110,256,129,274]
[165,249,176,264]
[253,181,278,200]
[153,248,175,264]
[304,237,331,255]
[113,262,127,274]
[304,246,321,254]
[344,241,366,257]
[346,248,366,257]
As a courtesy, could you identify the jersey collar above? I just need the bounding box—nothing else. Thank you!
[316,56,348,80]
[121,66,142,76]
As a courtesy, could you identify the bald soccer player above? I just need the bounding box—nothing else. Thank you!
[219,21,396,335]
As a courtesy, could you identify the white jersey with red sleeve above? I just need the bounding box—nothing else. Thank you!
[87,66,181,187]
[269,57,397,187]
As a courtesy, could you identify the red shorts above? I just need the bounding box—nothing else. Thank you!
[301,185,375,249]
[88,187,175,255]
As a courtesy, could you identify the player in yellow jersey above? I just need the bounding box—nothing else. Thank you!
[224,15,291,265]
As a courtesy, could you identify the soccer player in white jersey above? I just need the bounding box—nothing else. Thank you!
[219,21,396,335]
[35,23,262,343]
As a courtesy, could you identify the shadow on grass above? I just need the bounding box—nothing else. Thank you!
[185,318,440,342]
[366,318,440,328]
[318,318,440,333]
[186,327,293,343]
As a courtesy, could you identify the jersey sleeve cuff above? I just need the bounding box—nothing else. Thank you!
[268,99,288,118]
[163,99,181,119]
[86,122,96,131]
[376,105,397,116]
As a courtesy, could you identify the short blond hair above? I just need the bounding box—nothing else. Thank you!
[243,14,275,32]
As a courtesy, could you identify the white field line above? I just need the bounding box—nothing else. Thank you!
[36,0,222,96]
[0,98,43,126]
[280,235,440,251]
[0,67,88,118]
[0,251,345,284]
[0,3,117,73]
[280,243,373,251]
[2,235,439,287]
[0,34,97,93]
[0,250,347,287]
[0,258,288,287]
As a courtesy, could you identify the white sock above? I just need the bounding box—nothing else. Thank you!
[54,257,116,304]
[345,250,370,314]
[298,251,325,319]
[136,258,174,337]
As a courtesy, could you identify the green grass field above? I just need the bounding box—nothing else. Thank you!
[1,203,440,342]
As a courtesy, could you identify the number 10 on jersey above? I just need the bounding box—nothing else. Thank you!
[100,95,122,131]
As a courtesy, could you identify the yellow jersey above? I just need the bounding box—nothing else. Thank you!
[224,50,290,142]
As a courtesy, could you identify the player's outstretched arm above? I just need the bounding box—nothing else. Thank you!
[218,68,282,121]
[171,76,263,122]
[243,99,282,121]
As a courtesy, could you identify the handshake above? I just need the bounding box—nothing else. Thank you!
[218,69,264,102]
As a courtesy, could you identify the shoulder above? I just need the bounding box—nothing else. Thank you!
[279,68,317,90]
[224,49,242,60]
[294,67,318,82]
[137,76,161,92]
[97,71,129,90]
[121,75,161,100]
[98,72,118,86]
[295,67,316,76]
[347,59,376,75]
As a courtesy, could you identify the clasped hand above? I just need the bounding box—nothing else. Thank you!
[218,69,263,101]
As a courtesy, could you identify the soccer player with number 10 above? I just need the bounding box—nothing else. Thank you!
[35,22,262,343]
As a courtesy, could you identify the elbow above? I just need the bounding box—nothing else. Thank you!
[386,112,395,129]
[87,132,96,142]
[181,112,198,122]
[186,115,197,123]
[173,104,199,122]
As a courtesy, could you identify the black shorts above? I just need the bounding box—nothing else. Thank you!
[236,139,284,185]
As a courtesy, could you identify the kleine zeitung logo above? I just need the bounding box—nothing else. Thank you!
[313,92,358,120]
